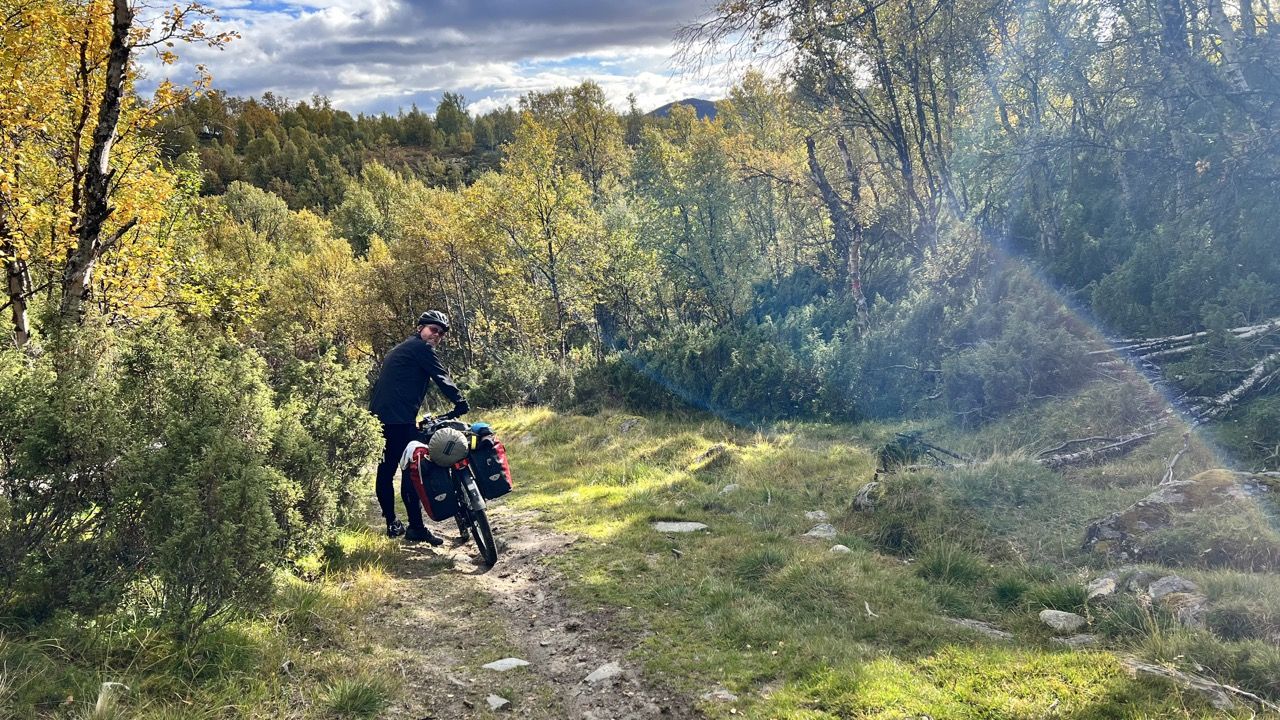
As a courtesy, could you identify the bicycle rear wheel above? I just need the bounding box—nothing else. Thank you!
[470,509,498,566]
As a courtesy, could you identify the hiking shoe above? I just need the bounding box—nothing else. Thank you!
[405,526,444,546]
[386,519,405,538]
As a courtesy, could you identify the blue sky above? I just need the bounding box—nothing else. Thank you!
[143,0,732,116]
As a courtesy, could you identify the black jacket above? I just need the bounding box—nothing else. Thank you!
[369,335,466,424]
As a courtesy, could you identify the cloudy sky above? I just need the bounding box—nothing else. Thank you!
[143,0,733,116]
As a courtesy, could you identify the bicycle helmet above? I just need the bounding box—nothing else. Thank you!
[428,426,469,466]
[417,309,450,331]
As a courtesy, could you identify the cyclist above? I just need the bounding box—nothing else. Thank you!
[370,310,469,544]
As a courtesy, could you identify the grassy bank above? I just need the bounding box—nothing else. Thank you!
[0,530,405,719]
[492,389,1280,718]
[4,384,1279,718]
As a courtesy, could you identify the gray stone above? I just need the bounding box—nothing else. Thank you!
[853,481,882,511]
[482,657,530,672]
[1126,570,1158,593]
[719,483,741,495]
[803,523,838,539]
[1086,577,1116,600]
[1160,592,1209,629]
[1082,470,1246,559]
[584,661,623,684]
[619,418,642,434]
[805,510,830,521]
[701,687,739,702]
[829,544,853,554]
[1051,634,1100,649]
[651,521,708,533]
[1039,609,1087,634]
[1149,575,1199,600]
[486,695,511,711]
[944,617,1013,640]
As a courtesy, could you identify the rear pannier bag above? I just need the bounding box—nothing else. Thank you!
[402,444,458,521]
[471,435,513,500]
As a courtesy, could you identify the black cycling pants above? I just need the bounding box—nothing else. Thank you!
[375,422,425,528]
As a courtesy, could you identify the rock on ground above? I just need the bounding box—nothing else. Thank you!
[1149,575,1199,600]
[719,483,741,495]
[651,521,708,533]
[483,658,531,672]
[853,481,882,511]
[585,662,624,684]
[1051,634,1099,649]
[805,510,829,521]
[1082,470,1247,560]
[803,523,838,539]
[487,695,511,711]
[944,617,1014,640]
[829,545,852,554]
[701,687,739,702]
[1039,609,1087,634]
[1086,577,1116,600]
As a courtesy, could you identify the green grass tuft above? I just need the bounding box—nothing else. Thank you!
[322,676,393,718]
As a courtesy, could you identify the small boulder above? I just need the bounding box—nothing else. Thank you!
[482,657,530,672]
[585,661,624,684]
[1039,609,1087,634]
[1149,575,1199,600]
[853,481,882,511]
[829,544,853,554]
[486,695,511,711]
[1086,577,1116,600]
[651,521,708,533]
[619,418,642,434]
[805,510,829,521]
[719,483,741,495]
[1051,634,1099,649]
[803,523,837,539]
[1082,470,1246,559]
[701,687,739,702]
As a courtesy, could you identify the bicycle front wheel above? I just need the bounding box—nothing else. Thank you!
[470,509,498,566]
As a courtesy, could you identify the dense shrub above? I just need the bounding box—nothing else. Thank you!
[466,351,575,409]
[0,322,379,638]
[0,330,136,618]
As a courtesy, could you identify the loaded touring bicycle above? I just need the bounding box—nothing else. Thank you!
[399,417,513,566]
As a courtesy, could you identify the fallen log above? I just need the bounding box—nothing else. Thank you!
[1187,351,1280,422]
[1038,431,1156,469]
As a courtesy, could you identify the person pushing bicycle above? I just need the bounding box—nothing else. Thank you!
[369,310,469,544]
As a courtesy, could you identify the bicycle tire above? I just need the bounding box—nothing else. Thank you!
[470,508,498,566]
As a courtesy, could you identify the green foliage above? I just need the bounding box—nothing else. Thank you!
[466,352,576,409]
[914,542,988,585]
[322,676,393,718]
[114,326,284,638]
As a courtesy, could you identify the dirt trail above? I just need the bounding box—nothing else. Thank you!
[367,504,698,719]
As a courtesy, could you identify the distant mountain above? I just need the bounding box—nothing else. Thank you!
[647,98,718,121]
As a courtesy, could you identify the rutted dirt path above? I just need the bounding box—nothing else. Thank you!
[366,504,698,719]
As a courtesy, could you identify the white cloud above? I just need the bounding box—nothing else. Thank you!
[139,0,734,115]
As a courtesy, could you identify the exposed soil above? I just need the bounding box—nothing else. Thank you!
[367,505,699,719]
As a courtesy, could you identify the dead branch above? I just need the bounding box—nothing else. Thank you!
[1037,435,1123,457]
[1038,432,1156,469]
[1161,433,1191,485]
